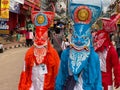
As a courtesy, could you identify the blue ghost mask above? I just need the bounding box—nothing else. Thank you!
[68,0,102,76]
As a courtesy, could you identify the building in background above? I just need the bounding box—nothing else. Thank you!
[0,0,10,34]
[0,0,40,35]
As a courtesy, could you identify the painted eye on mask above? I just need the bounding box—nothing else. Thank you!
[82,36,87,40]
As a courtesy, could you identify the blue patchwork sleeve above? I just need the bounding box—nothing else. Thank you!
[93,52,102,90]
[55,49,69,90]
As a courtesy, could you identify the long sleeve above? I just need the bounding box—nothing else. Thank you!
[55,49,69,90]
[90,49,102,90]
[18,47,34,90]
[110,46,120,85]
[18,61,26,90]
[94,55,102,90]
[18,61,32,90]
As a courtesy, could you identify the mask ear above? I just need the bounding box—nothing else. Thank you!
[101,13,120,33]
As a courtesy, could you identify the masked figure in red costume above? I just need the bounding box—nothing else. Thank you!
[93,13,120,90]
[18,4,60,90]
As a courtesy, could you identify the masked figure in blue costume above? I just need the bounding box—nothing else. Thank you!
[55,0,103,90]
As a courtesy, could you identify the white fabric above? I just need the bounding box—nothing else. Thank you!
[74,73,83,90]
[14,0,24,4]
[98,49,108,72]
[61,41,70,50]
[108,85,113,90]
[30,64,45,90]
[102,85,113,90]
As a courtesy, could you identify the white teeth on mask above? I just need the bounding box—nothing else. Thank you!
[71,39,90,51]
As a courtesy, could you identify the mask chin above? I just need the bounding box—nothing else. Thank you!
[34,40,48,48]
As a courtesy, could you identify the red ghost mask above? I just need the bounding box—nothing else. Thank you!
[102,13,120,33]
[33,11,55,46]
[34,26,48,46]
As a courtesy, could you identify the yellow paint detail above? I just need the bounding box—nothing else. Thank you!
[78,9,89,21]
[37,15,45,24]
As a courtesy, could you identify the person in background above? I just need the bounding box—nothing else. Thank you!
[0,43,3,53]
[29,30,34,46]
[16,32,21,42]
[61,37,70,50]
[110,33,116,48]
[93,15,120,90]
[67,28,72,44]
[25,30,30,47]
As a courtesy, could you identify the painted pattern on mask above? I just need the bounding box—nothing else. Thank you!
[34,13,48,26]
[69,2,102,75]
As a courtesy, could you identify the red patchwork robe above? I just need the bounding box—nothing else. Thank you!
[97,44,120,90]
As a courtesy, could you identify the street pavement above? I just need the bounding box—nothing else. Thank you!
[0,35,26,51]
[3,42,26,51]
[0,47,28,90]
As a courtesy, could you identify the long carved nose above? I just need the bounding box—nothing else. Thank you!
[78,40,81,44]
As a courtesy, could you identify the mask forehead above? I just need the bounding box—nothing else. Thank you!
[34,13,48,26]
[70,5,101,25]
[73,24,91,36]
[71,0,102,7]
[69,0,102,25]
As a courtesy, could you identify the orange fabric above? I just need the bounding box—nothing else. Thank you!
[18,41,60,90]
[44,42,60,90]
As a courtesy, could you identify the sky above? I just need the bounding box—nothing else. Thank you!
[102,0,116,13]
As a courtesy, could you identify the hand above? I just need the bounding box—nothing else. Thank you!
[114,81,120,89]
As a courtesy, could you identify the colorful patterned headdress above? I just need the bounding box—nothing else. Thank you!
[94,13,120,51]
[68,0,102,80]
[93,30,110,51]
[101,13,120,33]
[31,4,55,46]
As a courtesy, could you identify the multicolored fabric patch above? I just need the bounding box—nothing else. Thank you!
[74,6,92,24]
[34,13,48,26]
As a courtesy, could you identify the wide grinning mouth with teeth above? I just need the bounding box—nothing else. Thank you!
[70,39,90,51]
[71,44,89,51]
